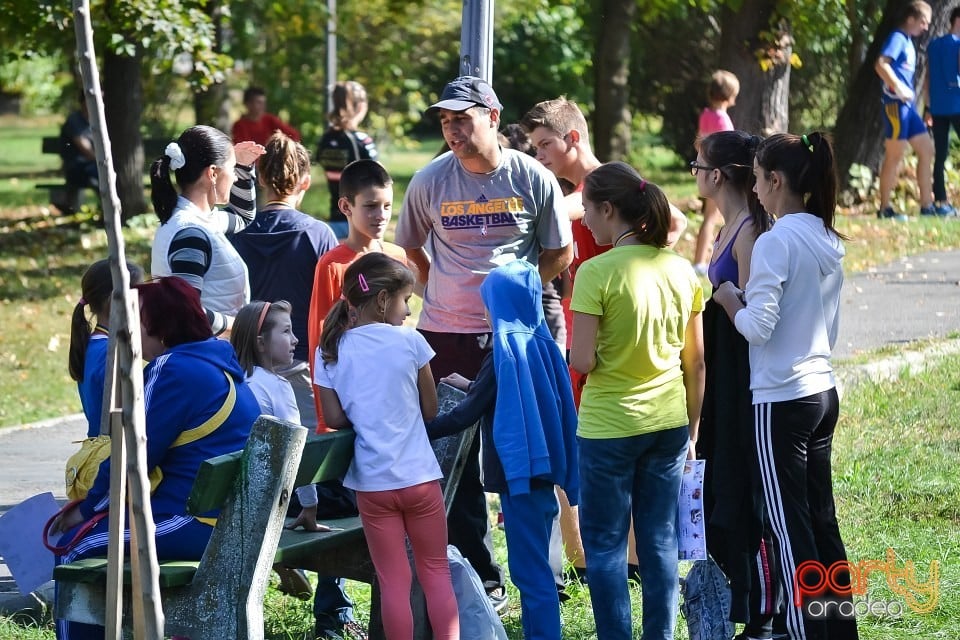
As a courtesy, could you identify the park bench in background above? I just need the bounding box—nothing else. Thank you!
[37,136,165,213]
[53,384,476,640]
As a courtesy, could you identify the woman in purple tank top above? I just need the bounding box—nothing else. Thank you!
[692,131,781,640]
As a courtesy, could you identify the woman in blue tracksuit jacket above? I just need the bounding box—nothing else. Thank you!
[427,259,579,640]
[52,276,260,640]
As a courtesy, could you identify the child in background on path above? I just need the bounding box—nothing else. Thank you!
[427,259,579,640]
[230,299,325,601]
[874,0,934,220]
[316,81,379,239]
[692,70,740,276]
[570,163,704,640]
[231,86,300,146]
[307,159,407,432]
[315,252,458,640]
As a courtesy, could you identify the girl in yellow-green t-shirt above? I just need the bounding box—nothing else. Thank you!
[569,162,704,640]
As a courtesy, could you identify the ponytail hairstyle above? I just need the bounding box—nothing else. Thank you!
[150,125,233,224]
[755,131,844,237]
[319,253,414,364]
[583,161,672,248]
[699,130,773,235]
[231,299,294,376]
[69,259,144,381]
[133,277,213,348]
[328,81,368,130]
[259,132,310,198]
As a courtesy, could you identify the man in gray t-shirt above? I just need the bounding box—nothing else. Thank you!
[395,75,572,604]
[397,77,572,334]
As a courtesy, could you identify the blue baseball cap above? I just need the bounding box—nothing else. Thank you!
[428,76,503,113]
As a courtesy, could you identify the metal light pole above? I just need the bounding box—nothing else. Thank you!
[459,0,494,81]
[326,0,337,113]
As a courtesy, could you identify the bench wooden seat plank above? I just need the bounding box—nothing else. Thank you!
[54,558,200,589]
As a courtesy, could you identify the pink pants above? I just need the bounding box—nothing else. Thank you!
[356,480,459,640]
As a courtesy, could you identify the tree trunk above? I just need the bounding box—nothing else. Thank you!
[193,0,229,130]
[846,0,881,82]
[717,0,791,136]
[833,0,951,194]
[593,0,635,161]
[103,48,147,221]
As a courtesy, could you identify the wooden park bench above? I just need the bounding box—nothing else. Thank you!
[37,136,165,212]
[53,416,310,638]
[54,384,476,640]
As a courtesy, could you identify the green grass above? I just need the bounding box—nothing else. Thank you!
[0,618,50,640]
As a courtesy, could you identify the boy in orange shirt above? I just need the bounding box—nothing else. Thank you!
[307,159,407,431]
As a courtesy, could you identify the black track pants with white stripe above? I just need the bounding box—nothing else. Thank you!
[754,389,859,640]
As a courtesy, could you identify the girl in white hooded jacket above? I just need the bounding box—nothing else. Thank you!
[713,132,859,640]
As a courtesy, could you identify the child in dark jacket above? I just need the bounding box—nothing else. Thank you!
[427,259,579,640]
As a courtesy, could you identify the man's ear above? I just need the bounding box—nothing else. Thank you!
[489,108,501,128]
[567,129,581,145]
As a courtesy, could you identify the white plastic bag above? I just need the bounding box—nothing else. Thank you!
[678,459,707,560]
[447,544,508,640]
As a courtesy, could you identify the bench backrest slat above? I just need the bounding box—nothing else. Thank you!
[293,429,355,487]
[42,136,61,154]
[186,450,242,515]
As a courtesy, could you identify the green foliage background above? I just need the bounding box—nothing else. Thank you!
[0,0,895,159]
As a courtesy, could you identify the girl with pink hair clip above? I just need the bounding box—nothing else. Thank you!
[315,252,459,640]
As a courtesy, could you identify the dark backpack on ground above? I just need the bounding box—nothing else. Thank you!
[681,556,736,640]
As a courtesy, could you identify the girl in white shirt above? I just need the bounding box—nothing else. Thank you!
[315,252,459,640]
[232,300,300,423]
[231,299,324,599]
[233,299,327,526]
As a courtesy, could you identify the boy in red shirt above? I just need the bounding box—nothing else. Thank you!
[231,86,300,145]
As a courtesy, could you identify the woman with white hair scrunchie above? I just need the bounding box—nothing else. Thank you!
[149,126,265,336]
